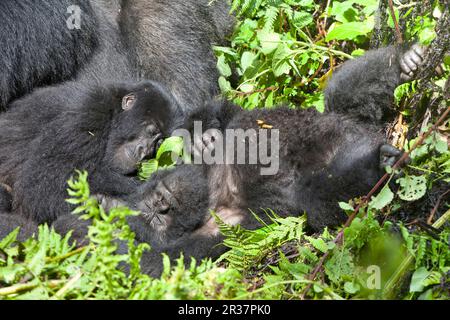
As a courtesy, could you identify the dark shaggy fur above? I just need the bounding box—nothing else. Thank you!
[119,0,235,112]
[0,0,100,110]
[52,45,418,277]
[0,214,37,242]
[0,184,12,213]
[0,80,182,225]
[0,1,233,112]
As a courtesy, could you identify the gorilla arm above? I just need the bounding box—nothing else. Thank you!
[324,45,426,124]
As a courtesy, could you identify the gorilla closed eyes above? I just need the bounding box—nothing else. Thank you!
[0,81,181,225]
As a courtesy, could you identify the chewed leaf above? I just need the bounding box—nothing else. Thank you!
[397,175,427,201]
[156,136,184,160]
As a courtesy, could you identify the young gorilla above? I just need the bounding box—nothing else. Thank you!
[140,44,427,275]
[0,81,182,225]
[54,44,427,277]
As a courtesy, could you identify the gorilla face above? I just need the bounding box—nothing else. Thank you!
[105,81,183,175]
[131,165,210,245]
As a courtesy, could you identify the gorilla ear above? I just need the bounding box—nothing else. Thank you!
[122,93,137,111]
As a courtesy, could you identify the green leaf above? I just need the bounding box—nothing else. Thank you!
[410,267,430,292]
[339,202,354,212]
[305,236,328,253]
[139,159,159,180]
[325,19,374,42]
[257,31,281,55]
[217,54,232,77]
[240,83,255,93]
[344,282,360,294]
[369,184,394,210]
[418,28,437,46]
[324,248,354,284]
[240,51,258,73]
[304,93,324,113]
[292,11,313,29]
[396,175,427,201]
[272,44,292,77]
[218,76,232,93]
[351,49,365,57]
[156,136,184,160]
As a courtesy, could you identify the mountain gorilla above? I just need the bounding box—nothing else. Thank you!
[119,0,235,112]
[0,81,182,225]
[52,44,427,277]
[0,0,99,109]
[0,0,233,110]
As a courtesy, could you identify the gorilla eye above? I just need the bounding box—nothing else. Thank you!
[122,93,137,111]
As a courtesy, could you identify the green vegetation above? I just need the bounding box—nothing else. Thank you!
[1,0,449,299]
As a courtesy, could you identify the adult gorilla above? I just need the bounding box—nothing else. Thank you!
[0,0,234,111]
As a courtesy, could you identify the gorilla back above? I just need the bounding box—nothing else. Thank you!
[0,0,100,109]
[119,0,235,112]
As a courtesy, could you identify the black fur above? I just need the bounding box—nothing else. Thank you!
[119,0,235,112]
[1,1,234,112]
[0,80,182,224]
[129,45,417,275]
[0,0,100,110]
[324,45,404,124]
[0,184,12,213]
[0,214,37,242]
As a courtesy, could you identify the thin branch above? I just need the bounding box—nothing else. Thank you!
[427,189,450,224]
[301,105,450,299]
[388,0,404,44]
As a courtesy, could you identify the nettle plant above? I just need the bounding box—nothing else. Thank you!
[215,0,379,111]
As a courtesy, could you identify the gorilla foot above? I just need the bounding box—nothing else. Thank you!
[400,44,426,82]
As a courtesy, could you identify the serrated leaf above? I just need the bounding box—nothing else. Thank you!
[272,44,292,77]
[240,51,258,73]
[305,236,328,253]
[293,11,313,29]
[217,54,232,77]
[257,31,280,55]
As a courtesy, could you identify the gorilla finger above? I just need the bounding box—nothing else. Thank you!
[380,144,402,157]
[407,50,424,68]
[435,64,444,76]
[400,58,412,75]
[400,72,412,82]
[404,54,419,71]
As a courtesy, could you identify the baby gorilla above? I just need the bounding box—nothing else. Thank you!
[0,80,181,224]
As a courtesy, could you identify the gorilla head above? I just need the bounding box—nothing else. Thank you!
[0,80,183,224]
[103,81,180,175]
